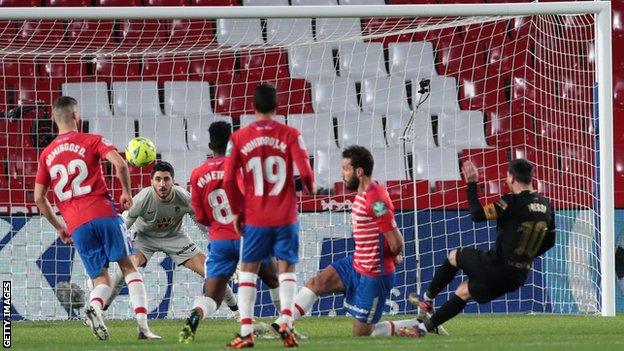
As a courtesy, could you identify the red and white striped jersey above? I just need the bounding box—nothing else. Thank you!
[351,181,397,277]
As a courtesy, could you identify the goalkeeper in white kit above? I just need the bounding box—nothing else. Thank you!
[104,161,240,316]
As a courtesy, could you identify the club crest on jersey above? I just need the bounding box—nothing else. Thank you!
[156,217,172,228]
[225,141,233,156]
[372,201,388,217]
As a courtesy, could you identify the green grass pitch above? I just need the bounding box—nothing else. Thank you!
[12,314,624,351]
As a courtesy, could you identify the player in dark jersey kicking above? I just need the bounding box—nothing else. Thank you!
[410,159,556,335]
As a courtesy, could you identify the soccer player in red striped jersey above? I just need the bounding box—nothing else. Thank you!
[33,96,158,340]
[224,84,315,349]
[179,121,281,344]
[276,145,427,337]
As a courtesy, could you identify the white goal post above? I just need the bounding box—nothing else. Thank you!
[0,1,614,319]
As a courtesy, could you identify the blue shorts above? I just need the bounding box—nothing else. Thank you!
[241,222,299,264]
[205,239,271,279]
[331,256,394,324]
[72,216,134,279]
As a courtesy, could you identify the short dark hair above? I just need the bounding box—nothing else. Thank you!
[53,96,78,110]
[209,121,232,154]
[253,83,278,114]
[151,161,175,179]
[508,158,533,185]
[342,145,374,177]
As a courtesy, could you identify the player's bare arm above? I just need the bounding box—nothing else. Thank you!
[383,228,403,257]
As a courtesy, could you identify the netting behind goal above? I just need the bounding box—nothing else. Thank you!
[0,8,607,320]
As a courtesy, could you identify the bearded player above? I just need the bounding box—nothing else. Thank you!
[275,145,427,338]
[33,96,157,340]
[179,121,282,344]
[105,161,239,316]
[224,84,315,349]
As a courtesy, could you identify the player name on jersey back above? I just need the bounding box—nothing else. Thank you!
[195,170,225,189]
[43,143,86,166]
[240,136,287,156]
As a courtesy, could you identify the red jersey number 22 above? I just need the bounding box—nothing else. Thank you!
[49,159,92,201]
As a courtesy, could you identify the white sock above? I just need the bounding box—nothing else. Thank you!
[278,273,297,327]
[293,286,317,320]
[192,295,217,320]
[89,284,112,312]
[224,284,238,310]
[372,319,420,337]
[269,287,281,312]
[424,291,434,302]
[238,271,258,337]
[125,271,149,330]
[106,268,125,308]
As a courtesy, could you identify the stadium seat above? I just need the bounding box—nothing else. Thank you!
[94,56,141,83]
[464,21,508,52]
[316,18,363,49]
[510,70,536,114]
[433,181,468,208]
[41,60,88,87]
[436,37,484,78]
[17,79,61,107]
[216,19,264,47]
[361,76,411,116]
[458,68,506,112]
[192,0,238,4]
[388,41,437,80]
[186,114,232,153]
[112,81,164,119]
[214,81,253,117]
[339,0,384,4]
[7,148,39,200]
[46,0,90,5]
[142,55,190,84]
[314,148,342,189]
[338,112,386,149]
[243,0,287,4]
[460,148,508,180]
[266,18,313,46]
[161,150,209,185]
[62,82,113,121]
[486,37,531,77]
[485,108,534,147]
[16,20,64,46]
[415,75,460,115]
[387,111,436,149]
[292,0,336,4]
[0,21,15,47]
[239,114,286,128]
[0,0,37,5]
[485,179,510,197]
[413,147,461,182]
[288,45,336,80]
[614,79,624,109]
[144,0,191,5]
[615,144,624,194]
[168,19,215,47]
[66,20,116,50]
[142,116,188,153]
[338,42,387,79]
[164,81,214,117]
[189,52,236,84]
[371,147,410,182]
[0,60,37,82]
[438,110,488,149]
[119,20,168,47]
[274,78,314,115]
[96,0,141,5]
[287,113,337,150]
[311,78,359,115]
[239,49,289,82]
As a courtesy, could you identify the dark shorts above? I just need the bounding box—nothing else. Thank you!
[456,247,528,304]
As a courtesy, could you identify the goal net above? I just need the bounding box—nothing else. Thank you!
[0,3,614,320]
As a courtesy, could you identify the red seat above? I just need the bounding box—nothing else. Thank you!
[0,0,38,5]
[15,20,64,46]
[436,37,484,78]
[168,19,215,47]
[460,148,508,181]
[189,53,236,84]
[41,60,88,87]
[458,68,505,112]
[0,21,15,47]
[510,16,533,39]
[433,181,468,209]
[274,78,313,115]
[94,56,141,83]
[145,0,190,4]
[615,109,624,144]
[119,20,168,47]
[46,0,90,5]
[0,60,37,80]
[96,0,141,5]
[214,81,253,118]
[239,49,289,82]
[615,144,624,193]
[192,0,238,4]
[386,180,442,209]
[17,79,62,108]
[614,79,624,109]
[486,37,531,78]
[485,179,510,198]
[142,55,190,84]
[363,18,427,46]
[485,108,534,147]
[510,69,536,114]
[7,148,39,198]
[464,21,508,52]
[66,20,116,50]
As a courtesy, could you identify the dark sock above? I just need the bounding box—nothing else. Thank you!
[187,308,202,333]
[426,259,459,298]
[425,294,467,332]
